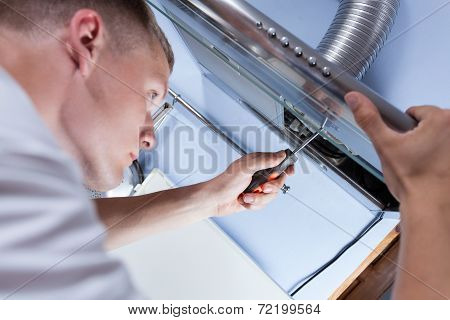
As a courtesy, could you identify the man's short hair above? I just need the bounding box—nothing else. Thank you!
[0,0,174,71]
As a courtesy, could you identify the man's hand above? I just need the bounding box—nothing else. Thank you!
[98,151,294,248]
[207,151,295,216]
[345,92,450,204]
[345,91,450,300]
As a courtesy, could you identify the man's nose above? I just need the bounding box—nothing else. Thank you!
[139,110,156,150]
[139,126,156,150]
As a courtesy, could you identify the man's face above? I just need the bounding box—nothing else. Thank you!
[61,44,170,191]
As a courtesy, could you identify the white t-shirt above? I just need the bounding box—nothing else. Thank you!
[0,69,141,299]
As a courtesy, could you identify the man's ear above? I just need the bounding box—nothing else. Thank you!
[66,9,105,77]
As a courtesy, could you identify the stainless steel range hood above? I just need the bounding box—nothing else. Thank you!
[148,0,416,211]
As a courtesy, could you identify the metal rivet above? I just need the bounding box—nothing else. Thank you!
[308,56,317,66]
[256,21,263,29]
[322,66,331,77]
[280,36,289,47]
[294,46,303,57]
[267,27,277,38]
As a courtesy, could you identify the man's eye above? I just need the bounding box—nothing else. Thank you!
[150,92,159,100]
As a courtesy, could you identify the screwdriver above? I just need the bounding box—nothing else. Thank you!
[244,118,328,194]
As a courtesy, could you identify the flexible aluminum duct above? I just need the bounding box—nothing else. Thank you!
[317,0,400,79]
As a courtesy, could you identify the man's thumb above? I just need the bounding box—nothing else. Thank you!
[345,92,391,145]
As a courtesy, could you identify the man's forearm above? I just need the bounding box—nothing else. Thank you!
[393,197,450,299]
[95,181,218,249]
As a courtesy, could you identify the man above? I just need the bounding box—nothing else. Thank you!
[0,0,292,299]
[1,0,448,301]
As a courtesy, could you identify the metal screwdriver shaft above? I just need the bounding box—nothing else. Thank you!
[244,118,328,194]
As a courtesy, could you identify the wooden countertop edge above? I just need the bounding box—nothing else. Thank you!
[328,225,400,300]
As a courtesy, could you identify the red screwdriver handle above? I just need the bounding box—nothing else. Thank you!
[243,149,297,193]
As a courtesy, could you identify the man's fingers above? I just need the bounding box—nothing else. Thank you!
[241,192,278,210]
[345,92,395,147]
[407,106,440,122]
[285,165,295,176]
[239,173,286,210]
[261,172,287,193]
[243,151,286,172]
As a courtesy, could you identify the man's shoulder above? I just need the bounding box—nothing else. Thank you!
[0,67,83,187]
[0,67,97,251]
[0,69,60,154]
[0,68,140,299]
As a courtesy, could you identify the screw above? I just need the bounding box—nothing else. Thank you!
[294,46,303,57]
[308,56,317,67]
[281,184,291,194]
[267,27,277,38]
[280,36,289,47]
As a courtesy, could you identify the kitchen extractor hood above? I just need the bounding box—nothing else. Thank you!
[147,0,416,211]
